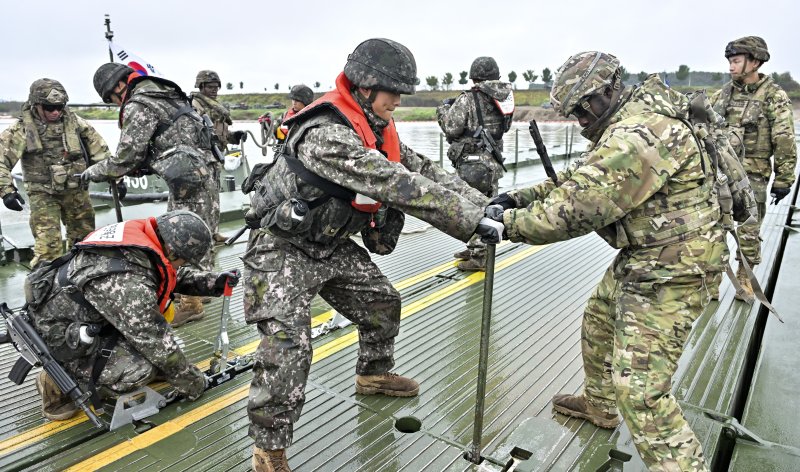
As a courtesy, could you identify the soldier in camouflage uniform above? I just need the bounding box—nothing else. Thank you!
[84,63,221,326]
[486,52,728,471]
[0,79,111,267]
[24,211,239,421]
[710,36,797,302]
[191,70,246,243]
[437,57,514,271]
[243,38,502,471]
[274,85,315,143]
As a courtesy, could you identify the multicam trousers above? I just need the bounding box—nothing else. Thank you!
[736,175,768,265]
[28,189,94,266]
[580,227,728,471]
[243,232,401,450]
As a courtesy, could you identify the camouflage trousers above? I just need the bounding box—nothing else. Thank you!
[64,337,157,397]
[243,232,401,450]
[456,152,501,260]
[166,174,219,271]
[28,189,94,266]
[736,175,768,265]
[580,227,728,472]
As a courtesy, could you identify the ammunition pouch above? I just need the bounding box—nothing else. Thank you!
[150,145,210,191]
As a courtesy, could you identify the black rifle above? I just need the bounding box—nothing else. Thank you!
[201,114,226,163]
[473,126,508,172]
[0,303,106,429]
[528,120,559,186]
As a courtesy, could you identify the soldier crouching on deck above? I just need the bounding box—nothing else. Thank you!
[24,211,239,421]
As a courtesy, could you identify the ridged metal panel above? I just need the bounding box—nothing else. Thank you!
[730,205,800,471]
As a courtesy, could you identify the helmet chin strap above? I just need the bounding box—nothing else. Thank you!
[367,89,379,103]
[581,86,625,142]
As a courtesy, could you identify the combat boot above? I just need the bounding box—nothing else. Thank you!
[355,372,419,397]
[171,296,205,327]
[35,372,79,421]
[734,265,755,303]
[453,248,472,260]
[552,393,620,429]
[252,446,291,472]
[456,257,486,272]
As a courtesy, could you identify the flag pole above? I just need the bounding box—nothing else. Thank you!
[104,14,114,62]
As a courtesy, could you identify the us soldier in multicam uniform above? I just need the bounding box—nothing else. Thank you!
[24,211,239,421]
[83,63,221,327]
[485,52,728,471]
[710,36,797,302]
[242,38,503,472]
[0,79,111,267]
[437,56,514,271]
[191,70,246,243]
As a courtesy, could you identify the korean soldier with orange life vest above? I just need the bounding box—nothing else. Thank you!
[23,211,239,422]
[242,38,503,471]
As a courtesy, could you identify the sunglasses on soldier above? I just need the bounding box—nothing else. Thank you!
[41,104,65,112]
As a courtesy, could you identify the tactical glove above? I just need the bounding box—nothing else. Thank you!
[80,165,105,184]
[2,192,25,211]
[110,180,127,200]
[213,269,241,294]
[442,98,456,106]
[771,187,790,204]
[484,204,505,222]
[475,217,505,244]
[488,192,517,210]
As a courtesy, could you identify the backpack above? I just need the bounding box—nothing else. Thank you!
[685,92,781,321]
[684,92,759,228]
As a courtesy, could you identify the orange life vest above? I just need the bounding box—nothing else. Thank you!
[76,218,177,314]
[289,72,402,212]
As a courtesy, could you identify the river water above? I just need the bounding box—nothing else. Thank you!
[0,118,588,173]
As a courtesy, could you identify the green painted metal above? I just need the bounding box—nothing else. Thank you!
[1,164,799,471]
[730,208,800,471]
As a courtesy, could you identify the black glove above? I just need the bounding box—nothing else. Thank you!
[213,269,241,293]
[475,217,505,244]
[771,187,790,204]
[488,192,517,210]
[110,180,127,200]
[442,98,456,106]
[484,204,504,222]
[2,192,25,211]
[230,130,246,144]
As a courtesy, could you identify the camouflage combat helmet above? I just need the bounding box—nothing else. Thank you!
[93,63,134,103]
[344,38,419,94]
[28,78,69,105]
[195,70,221,88]
[155,210,212,266]
[550,51,621,118]
[289,84,314,105]
[725,36,770,63]
[469,57,500,81]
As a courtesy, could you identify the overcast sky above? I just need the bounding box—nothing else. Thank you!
[2,0,797,103]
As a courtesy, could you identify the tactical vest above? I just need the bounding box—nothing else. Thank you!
[714,77,773,166]
[122,77,216,183]
[247,73,401,252]
[25,218,176,362]
[597,118,720,249]
[19,106,86,193]
[191,93,232,148]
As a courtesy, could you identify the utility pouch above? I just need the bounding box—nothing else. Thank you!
[50,164,68,191]
[150,145,208,190]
